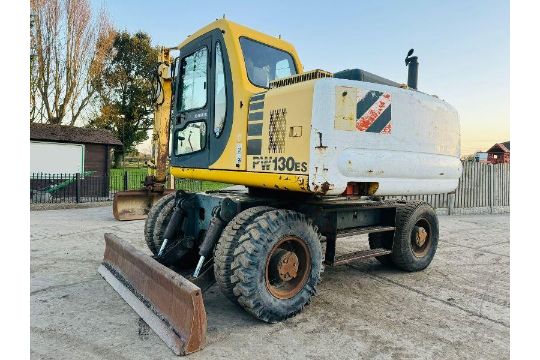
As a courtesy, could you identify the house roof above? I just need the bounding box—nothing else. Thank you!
[30,123,123,146]
[487,141,510,153]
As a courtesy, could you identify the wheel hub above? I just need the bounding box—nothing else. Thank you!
[415,226,428,247]
[276,250,299,281]
[411,220,431,258]
[265,236,311,299]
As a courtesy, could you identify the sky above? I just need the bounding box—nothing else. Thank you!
[92,0,509,156]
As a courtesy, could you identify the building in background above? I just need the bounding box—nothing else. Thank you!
[30,123,122,176]
[474,152,489,163]
[30,124,123,201]
[486,141,510,164]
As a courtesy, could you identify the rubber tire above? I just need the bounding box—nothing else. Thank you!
[150,195,200,269]
[231,209,323,323]
[144,193,175,255]
[368,232,394,266]
[214,206,275,304]
[152,199,176,254]
[391,200,439,272]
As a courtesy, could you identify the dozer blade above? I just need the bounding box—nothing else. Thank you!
[113,189,175,221]
[98,233,206,355]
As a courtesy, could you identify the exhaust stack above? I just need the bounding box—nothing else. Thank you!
[405,49,419,90]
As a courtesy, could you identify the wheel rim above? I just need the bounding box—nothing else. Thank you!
[265,236,311,299]
[410,219,431,257]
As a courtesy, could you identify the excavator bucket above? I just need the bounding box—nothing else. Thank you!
[113,190,175,221]
[98,233,207,355]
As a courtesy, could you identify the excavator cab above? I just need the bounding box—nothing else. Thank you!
[170,21,302,172]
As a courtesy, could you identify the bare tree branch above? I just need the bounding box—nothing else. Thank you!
[30,0,114,125]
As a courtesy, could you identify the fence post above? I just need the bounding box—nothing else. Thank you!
[493,164,499,213]
[123,171,129,191]
[448,193,455,215]
[75,173,81,203]
[489,164,494,214]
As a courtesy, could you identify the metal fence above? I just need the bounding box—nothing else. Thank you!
[30,172,209,204]
[390,161,510,214]
[31,162,510,213]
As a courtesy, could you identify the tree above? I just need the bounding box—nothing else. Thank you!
[30,0,114,125]
[461,153,478,162]
[88,31,159,166]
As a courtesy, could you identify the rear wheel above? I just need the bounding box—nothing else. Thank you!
[214,206,275,304]
[144,193,175,255]
[391,201,438,271]
[231,209,323,323]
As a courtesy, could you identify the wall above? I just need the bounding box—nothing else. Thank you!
[84,143,108,176]
[30,141,84,175]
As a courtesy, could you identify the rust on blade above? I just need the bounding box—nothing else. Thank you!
[113,190,175,221]
[99,233,206,355]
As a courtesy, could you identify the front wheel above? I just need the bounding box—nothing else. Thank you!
[231,209,323,323]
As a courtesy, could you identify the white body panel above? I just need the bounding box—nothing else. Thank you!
[30,141,85,175]
[309,78,461,195]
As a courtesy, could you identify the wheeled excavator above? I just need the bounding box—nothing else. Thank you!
[99,19,462,355]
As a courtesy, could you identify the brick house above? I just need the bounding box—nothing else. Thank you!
[486,141,510,164]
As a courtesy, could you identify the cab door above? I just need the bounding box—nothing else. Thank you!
[171,36,212,168]
[171,30,234,170]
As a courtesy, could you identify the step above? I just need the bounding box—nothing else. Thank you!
[337,226,395,238]
[327,248,392,266]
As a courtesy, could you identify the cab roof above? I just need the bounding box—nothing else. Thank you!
[177,19,303,72]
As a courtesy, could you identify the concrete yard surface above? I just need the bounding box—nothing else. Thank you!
[30,207,509,359]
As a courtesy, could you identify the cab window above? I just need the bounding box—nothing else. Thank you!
[214,42,227,137]
[175,121,206,155]
[239,37,296,88]
[178,47,208,111]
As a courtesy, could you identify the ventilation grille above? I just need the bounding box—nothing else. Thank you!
[268,108,287,153]
[269,69,333,89]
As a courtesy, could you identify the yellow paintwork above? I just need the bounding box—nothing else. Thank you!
[177,20,304,172]
[169,19,317,191]
[171,167,310,192]
[152,48,173,183]
[247,80,315,175]
[334,86,357,131]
